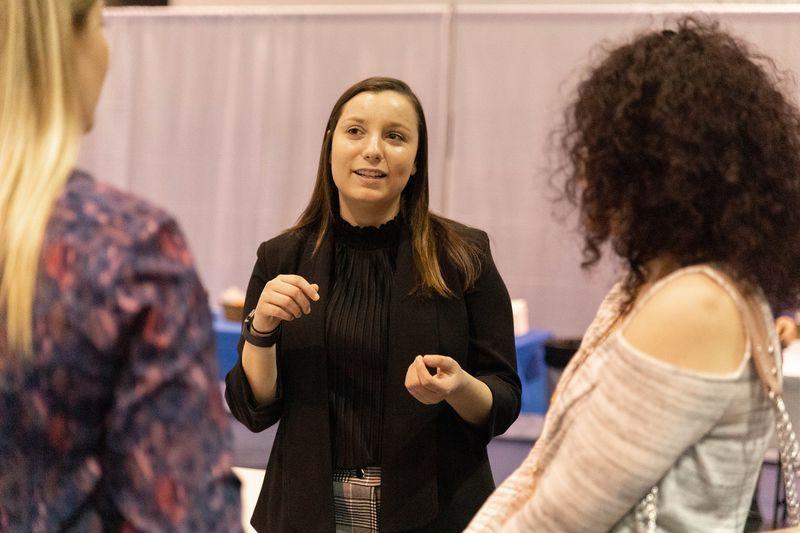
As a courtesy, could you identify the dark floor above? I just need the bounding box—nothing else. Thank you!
[228,414,790,530]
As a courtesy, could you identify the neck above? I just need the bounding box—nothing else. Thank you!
[339,198,400,227]
[642,256,680,283]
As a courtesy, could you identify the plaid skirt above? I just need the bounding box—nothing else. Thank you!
[332,467,381,533]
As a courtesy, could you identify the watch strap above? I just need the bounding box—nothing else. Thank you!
[242,309,281,348]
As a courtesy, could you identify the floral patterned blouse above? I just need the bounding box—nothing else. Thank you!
[0,171,241,532]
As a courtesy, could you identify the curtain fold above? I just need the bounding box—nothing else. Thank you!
[78,6,800,335]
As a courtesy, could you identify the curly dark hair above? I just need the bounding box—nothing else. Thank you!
[561,16,800,310]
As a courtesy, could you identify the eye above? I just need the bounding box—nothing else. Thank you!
[345,126,363,136]
[386,132,406,142]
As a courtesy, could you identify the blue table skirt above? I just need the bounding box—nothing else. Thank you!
[214,312,551,414]
[213,312,241,381]
[514,330,553,414]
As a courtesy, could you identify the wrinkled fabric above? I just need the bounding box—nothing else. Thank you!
[0,171,242,533]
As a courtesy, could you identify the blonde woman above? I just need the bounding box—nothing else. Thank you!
[0,1,241,530]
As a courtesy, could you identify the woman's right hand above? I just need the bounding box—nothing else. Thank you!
[775,315,798,348]
[252,274,320,333]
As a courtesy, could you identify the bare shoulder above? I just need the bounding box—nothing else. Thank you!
[621,272,747,374]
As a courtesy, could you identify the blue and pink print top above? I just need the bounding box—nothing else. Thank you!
[0,171,241,532]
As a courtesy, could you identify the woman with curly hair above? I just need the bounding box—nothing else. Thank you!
[467,17,800,531]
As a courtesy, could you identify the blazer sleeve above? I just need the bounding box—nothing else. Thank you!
[464,231,522,443]
[224,241,284,432]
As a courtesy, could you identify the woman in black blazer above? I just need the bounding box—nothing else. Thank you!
[225,77,521,533]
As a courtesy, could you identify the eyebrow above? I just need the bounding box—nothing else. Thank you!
[341,117,414,132]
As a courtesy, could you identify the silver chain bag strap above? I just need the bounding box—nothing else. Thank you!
[740,291,799,526]
[633,486,658,533]
[634,278,799,530]
[771,390,800,524]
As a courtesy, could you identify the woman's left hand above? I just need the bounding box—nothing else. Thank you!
[404,354,467,404]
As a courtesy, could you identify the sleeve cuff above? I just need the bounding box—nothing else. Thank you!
[224,361,283,432]
[476,374,521,444]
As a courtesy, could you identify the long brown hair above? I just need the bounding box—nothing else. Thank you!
[289,76,483,297]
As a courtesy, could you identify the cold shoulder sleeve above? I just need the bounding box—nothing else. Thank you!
[468,332,745,531]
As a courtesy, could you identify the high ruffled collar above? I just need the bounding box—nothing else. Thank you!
[332,213,403,250]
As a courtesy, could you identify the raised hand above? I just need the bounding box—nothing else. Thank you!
[252,274,320,333]
[404,354,467,405]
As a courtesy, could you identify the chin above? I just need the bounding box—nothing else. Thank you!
[339,180,401,202]
[344,193,392,209]
[346,188,388,202]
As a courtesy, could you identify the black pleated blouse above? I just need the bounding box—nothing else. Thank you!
[326,215,401,468]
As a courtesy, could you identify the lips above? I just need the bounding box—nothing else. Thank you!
[354,168,387,178]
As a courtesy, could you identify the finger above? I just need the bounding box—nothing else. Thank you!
[414,356,441,394]
[405,362,438,402]
[258,303,294,323]
[277,275,320,302]
[780,325,797,344]
[259,292,302,319]
[272,281,312,314]
[405,379,441,404]
[422,354,456,373]
[409,389,441,405]
[404,361,418,388]
[263,292,303,319]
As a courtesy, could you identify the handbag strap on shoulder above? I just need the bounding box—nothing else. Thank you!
[706,268,783,394]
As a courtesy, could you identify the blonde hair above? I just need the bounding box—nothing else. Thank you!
[0,0,96,354]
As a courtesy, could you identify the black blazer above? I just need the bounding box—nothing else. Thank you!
[225,223,521,532]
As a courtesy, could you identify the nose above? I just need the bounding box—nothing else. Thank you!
[362,134,383,165]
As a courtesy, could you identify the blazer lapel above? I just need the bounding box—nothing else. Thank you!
[287,232,332,385]
[282,231,336,531]
[381,231,441,530]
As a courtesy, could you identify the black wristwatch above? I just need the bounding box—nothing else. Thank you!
[242,309,281,348]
